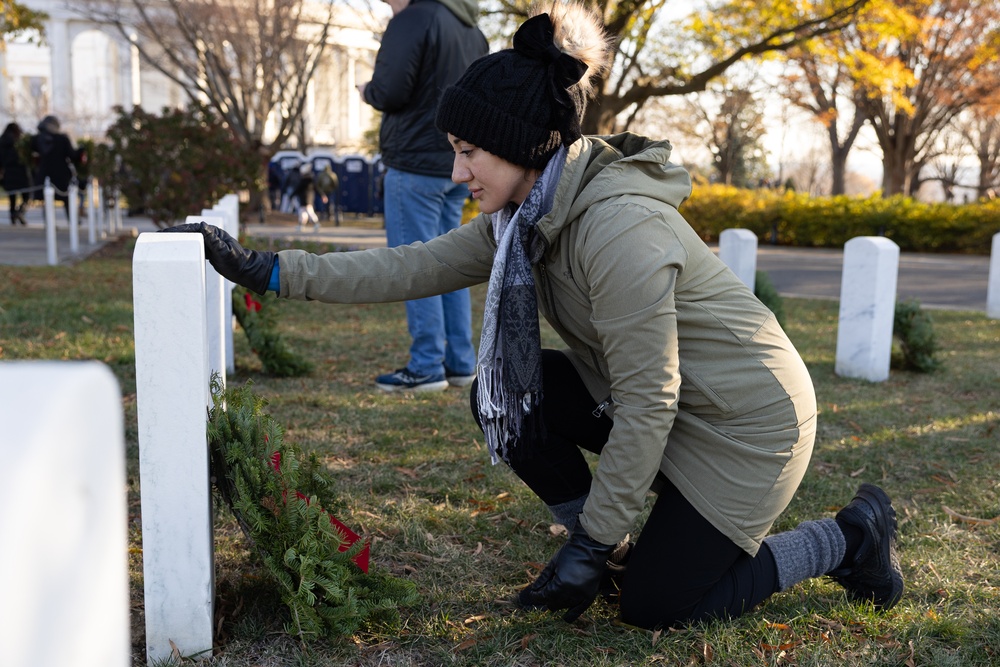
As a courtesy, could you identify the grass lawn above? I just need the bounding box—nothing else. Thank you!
[2,236,999,666]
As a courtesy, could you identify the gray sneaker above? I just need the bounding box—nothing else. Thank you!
[829,483,904,610]
[445,367,476,387]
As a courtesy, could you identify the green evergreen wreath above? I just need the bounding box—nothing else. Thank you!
[233,287,313,377]
[892,299,942,373]
[208,379,419,640]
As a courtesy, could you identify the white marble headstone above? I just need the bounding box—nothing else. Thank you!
[0,361,129,667]
[718,228,758,291]
[188,214,228,388]
[207,198,240,374]
[132,233,214,663]
[987,232,1000,320]
[835,236,900,382]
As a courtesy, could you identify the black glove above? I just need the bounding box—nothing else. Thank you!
[160,222,276,295]
[518,524,616,622]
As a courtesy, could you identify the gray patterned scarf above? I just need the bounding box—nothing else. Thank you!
[477,146,566,465]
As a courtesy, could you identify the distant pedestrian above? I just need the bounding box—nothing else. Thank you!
[314,163,340,226]
[292,163,320,232]
[30,115,85,219]
[0,123,30,225]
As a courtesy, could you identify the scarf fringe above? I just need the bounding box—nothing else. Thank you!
[477,363,544,465]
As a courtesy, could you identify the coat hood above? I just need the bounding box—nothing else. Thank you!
[536,132,693,247]
[427,0,479,27]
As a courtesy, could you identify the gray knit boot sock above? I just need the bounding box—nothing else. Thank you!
[763,518,846,591]
[547,494,588,533]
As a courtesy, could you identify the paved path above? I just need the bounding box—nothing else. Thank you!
[1,209,992,313]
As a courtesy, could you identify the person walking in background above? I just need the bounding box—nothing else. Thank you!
[292,163,320,232]
[314,162,340,226]
[30,115,85,220]
[357,0,487,392]
[166,2,902,632]
[0,123,31,225]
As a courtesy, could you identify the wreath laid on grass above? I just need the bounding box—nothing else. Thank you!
[233,287,314,377]
[207,378,419,640]
[892,299,942,373]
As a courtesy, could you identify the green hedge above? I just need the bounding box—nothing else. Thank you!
[680,184,1000,255]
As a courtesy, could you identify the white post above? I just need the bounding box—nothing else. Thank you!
[87,179,97,245]
[69,181,80,254]
[44,178,57,266]
[835,236,900,382]
[987,232,1000,320]
[132,233,214,664]
[112,188,123,234]
[188,214,228,389]
[0,361,129,667]
[718,228,758,291]
[98,183,108,240]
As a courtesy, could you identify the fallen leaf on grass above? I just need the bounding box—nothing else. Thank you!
[651,627,662,647]
[849,465,867,478]
[464,614,488,625]
[454,638,479,652]
[942,505,998,525]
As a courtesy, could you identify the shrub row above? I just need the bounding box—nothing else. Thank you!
[680,184,1000,255]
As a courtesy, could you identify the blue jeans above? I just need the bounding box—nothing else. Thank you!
[383,168,477,377]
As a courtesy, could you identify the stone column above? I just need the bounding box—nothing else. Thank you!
[48,18,73,115]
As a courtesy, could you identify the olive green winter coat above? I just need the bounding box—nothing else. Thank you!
[277,133,817,556]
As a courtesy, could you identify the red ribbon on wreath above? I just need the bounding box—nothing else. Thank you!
[269,451,370,573]
[244,292,263,312]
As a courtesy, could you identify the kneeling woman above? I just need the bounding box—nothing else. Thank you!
[167,2,902,630]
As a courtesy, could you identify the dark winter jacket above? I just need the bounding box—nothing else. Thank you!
[0,133,30,193]
[363,0,487,177]
[31,117,82,193]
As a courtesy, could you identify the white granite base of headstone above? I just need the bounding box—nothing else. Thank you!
[0,361,129,667]
[835,236,900,382]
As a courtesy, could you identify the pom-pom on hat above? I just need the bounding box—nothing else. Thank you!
[436,8,607,170]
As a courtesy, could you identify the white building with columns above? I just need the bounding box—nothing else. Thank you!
[0,0,385,153]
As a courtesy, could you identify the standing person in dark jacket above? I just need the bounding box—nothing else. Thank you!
[30,115,85,220]
[0,123,30,225]
[358,0,487,393]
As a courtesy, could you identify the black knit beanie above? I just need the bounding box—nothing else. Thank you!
[435,13,589,170]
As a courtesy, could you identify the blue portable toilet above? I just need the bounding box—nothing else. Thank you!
[269,150,307,212]
[338,154,371,215]
[370,155,386,216]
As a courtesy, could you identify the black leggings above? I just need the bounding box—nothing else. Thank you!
[470,349,780,629]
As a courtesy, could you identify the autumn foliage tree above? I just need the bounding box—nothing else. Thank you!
[483,0,870,135]
[851,0,1000,196]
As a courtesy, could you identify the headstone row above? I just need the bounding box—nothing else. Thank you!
[133,197,240,663]
[719,231,1000,382]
